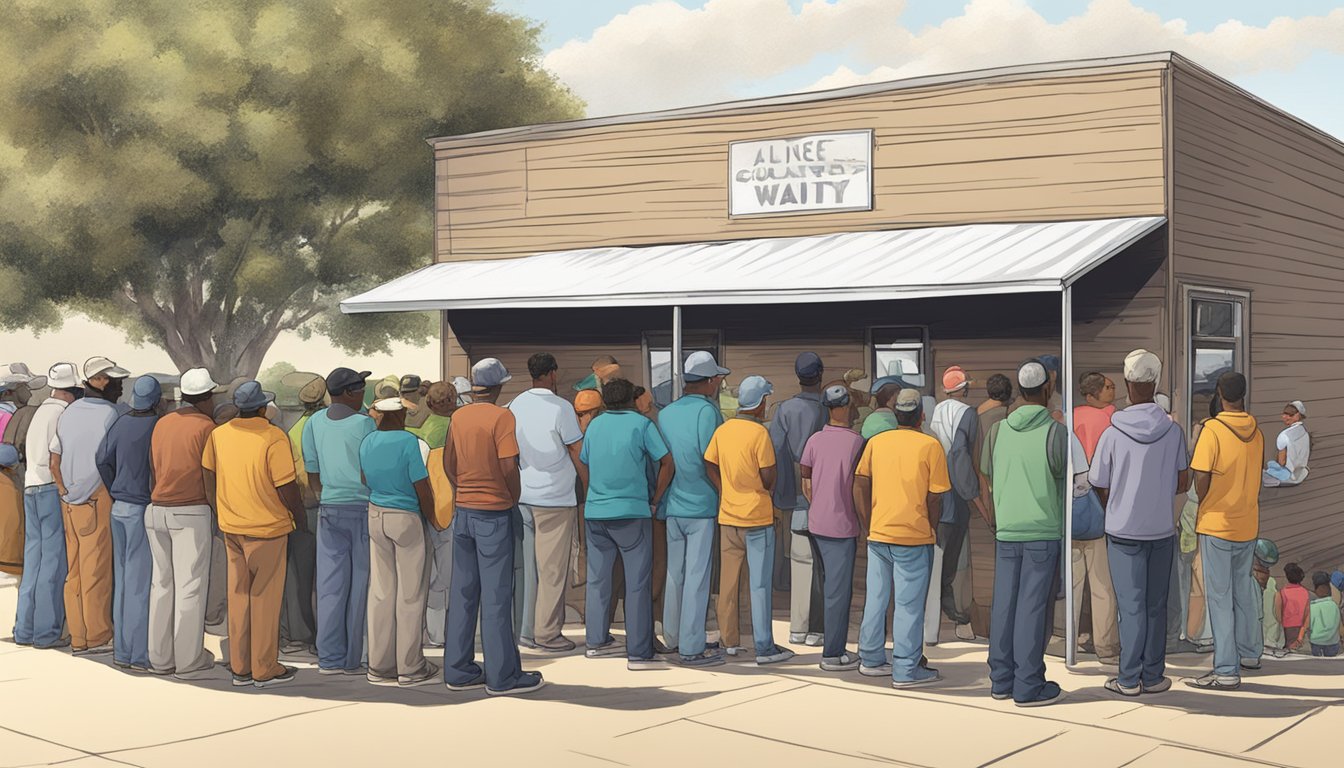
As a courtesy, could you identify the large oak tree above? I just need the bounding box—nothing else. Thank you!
[0,0,580,379]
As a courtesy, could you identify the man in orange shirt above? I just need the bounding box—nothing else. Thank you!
[855,389,950,688]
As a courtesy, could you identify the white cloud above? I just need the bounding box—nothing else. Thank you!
[542,0,1344,117]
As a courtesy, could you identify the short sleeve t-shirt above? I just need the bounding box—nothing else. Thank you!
[860,410,899,441]
[301,408,375,505]
[359,429,430,514]
[704,417,776,528]
[1072,404,1116,462]
[152,409,216,507]
[24,399,67,488]
[508,388,583,507]
[447,403,520,512]
[657,394,723,519]
[856,428,951,546]
[202,417,297,538]
[50,398,121,505]
[1190,411,1264,542]
[580,410,668,521]
[410,414,450,451]
[799,425,863,539]
[1277,422,1310,472]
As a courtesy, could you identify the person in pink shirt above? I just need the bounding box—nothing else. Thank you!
[1073,372,1117,462]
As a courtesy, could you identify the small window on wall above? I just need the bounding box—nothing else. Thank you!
[644,331,722,409]
[1186,288,1248,430]
[870,327,929,392]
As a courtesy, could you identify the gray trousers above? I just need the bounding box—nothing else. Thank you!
[789,528,824,635]
[367,504,430,679]
[512,505,534,644]
[423,517,454,646]
[145,504,215,675]
[279,507,319,647]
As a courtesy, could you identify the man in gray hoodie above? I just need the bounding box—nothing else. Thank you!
[1087,350,1190,696]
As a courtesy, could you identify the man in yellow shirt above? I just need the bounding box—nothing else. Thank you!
[1185,372,1264,691]
[705,375,793,665]
[855,389,950,688]
[202,381,308,689]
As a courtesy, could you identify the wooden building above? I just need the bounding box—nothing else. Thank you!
[344,53,1344,619]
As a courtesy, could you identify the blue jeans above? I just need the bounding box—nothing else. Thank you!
[514,505,536,644]
[316,504,370,671]
[1107,535,1174,687]
[110,502,152,666]
[586,518,655,660]
[1199,535,1260,677]
[14,484,66,647]
[989,540,1061,703]
[664,516,716,657]
[718,524,776,656]
[444,507,522,690]
[1264,461,1293,482]
[859,542,931,681]
[814,534,857,659]
[1313,643,1340,657]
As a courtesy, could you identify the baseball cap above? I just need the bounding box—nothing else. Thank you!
[47,362,80,390]
[1253,538,1279,566]
[1154,393,1172,414]
[326,367,372,396]
[574,389,603,414]
[84,356,131,380]
[869,375,907,395]
[794,352,823,380]
[1312,571,1331,589]
[1287,400,1307,417]
[471,358,511,391]
[1,362,47,391]
[821,384,850,409]
[1018,360,1049,390]
[736,375,773,411]
[130,375,163,410]
[451,376,473,405]
[941,365,972,393]
[683,351,730,382]
[299,377,328,406]
[372,397,405,412]
[179,367,221,396]
[400,374,422,394]
[0,443,18,468]
[893,388,922,413]
[1124,349,1162,384]
[375,375,401,399]
[1332,571,1344,592]
[233,381,275,411]
[1038,354,1061,377]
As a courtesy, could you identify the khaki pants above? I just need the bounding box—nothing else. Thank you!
[1072,537,1119,658]
[530,505,577,643]
[225,532,287,682]
[145,504,215,675]
[62,487,114,649]
[716,524,775,653]
[367,505,430,678]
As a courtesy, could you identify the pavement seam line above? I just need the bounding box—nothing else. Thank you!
[94,702,361,756]
[0,724,145,768]
[684,719,917,766]
[566,749,630,766]
[974,730,1067,768]
[1244,704,1327,753]
[613,680,809,738]
[1115,745,1163,768]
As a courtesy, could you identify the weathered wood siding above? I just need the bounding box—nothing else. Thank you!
[1170,62,1344,572]
[434,67,1168,260]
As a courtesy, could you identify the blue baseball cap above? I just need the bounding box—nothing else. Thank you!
[869,375,907,395]
[737,375,773,411]
[130,375,163,410]
[233,381,275,412]
[0,443,18,468]
[327,367,372,396]
[1332,571,1344,592]
[1038,354,1061,377]
[794,352,823,379]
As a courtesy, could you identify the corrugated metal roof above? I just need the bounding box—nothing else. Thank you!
[340,216,1165,313]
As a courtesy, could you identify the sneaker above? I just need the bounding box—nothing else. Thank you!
[532,636,576,653]
[318,667,345,676]
[342,666,368,676]
[35,637,72,650]
[819,652,861,672]
[486,671,546,697]
[1098,656,1121,667]
[1016,681,1065,708]
[74,643,113,657]
[585,638,624,658]
[804,633,824,647]
[517,637,541,650]
[627,657,669,671]
[398,664,440,687]
[755,645,795,665]
[679,650,725,668]
[1141,677,1172,694]
[724,645,747,657]
[445,674,487,692]
[954,624,976,642]
[253,666,297,688]
[892,668,941,689]
[991,690,1012,701]
[788,632,809,644]
[174,667,215,681]
[129,665,153,674]
[859,663,892,678]
[231,673,254,687]
[367,671,398,685]
[113,660,132,669]
[1167,639,1202,655]
[1184,672,1240,691]
[1240,658,1262,671]
[147,666,175,677]
[280,641,308,655]
[1104,678,1141,697]
[653,637,677,656]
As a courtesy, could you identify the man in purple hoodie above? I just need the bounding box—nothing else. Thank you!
[1088,350,1190,697]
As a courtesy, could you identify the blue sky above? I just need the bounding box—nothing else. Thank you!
[497,0,1344,139]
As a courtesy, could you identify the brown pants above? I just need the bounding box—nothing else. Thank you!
[530,505,577,643]
[225,532,287,682]
[62,488,114,649]
[716,523,774,651]
[1070,538,1120,658]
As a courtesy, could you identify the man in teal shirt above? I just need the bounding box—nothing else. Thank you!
[303,366,375,674]
[580,378,673,671]
[658,352,728,667]
[981,358,1068,708]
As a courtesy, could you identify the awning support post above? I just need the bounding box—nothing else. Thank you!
[672,305,684,400]
[1063,284,1076,668]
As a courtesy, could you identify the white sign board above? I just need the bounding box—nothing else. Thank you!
[729,130,872,217]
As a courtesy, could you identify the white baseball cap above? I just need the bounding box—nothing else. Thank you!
[47,362,80,390]
[83,356,130,380]
[683,351,730,382]
[1017,360,1049,390]
[1123,349,1162,384]
[372,397,405,412]
[1,362,47,391]
[1288,400,1307,417]
[179,367,222,396]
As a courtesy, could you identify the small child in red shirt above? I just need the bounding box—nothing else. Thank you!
[1275,563,1311,651]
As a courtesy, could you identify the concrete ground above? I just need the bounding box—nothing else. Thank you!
[0,576,1337,768]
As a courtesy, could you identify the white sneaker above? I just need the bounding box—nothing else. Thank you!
[804,633,824,647]
[756,646,795,665]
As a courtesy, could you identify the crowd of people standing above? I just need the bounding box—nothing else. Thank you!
[2,346,1340,702]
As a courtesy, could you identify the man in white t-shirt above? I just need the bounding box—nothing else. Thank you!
[1264,400,1309,486]
[508,353,586,652]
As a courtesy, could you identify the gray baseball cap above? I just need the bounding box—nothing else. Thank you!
[471,358,512,391]
[893,388,922,413]
[736,375,773,411]
[683,351,729,382]
[821,384,850,409]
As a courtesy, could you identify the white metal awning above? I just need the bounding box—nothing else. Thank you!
[340,216,1164,313]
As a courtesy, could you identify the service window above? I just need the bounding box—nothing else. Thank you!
[643,331,722,409]
[1186,288,1249,430]
[869,326,929,393]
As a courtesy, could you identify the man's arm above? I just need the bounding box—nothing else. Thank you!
[443,431,458,486]
[1176,469,1191,495]
[651,454,674,511]
[568,441,588,498]
[705,461,721,494]
[50,453,66,498]
[759,465,776,493]
[854,475,873,535]
[95,433,117,492]
[800,465,813,505]
[927,491,945,539]
[501,455,522,505]
[306,472,323,502]
[1276,447,1288,465]
[1194,470,1212,502]
[203,469,217,511]
[277,482,308,533]
[414,477,435,522]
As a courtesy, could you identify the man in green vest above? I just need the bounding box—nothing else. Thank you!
[981,358,1068,708]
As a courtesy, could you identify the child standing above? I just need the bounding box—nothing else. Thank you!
[1306,572,1341,657]
[1275,563,1311,652]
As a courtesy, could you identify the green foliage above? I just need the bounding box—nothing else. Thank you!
[258,361,297,393]
[0,0,582,378]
